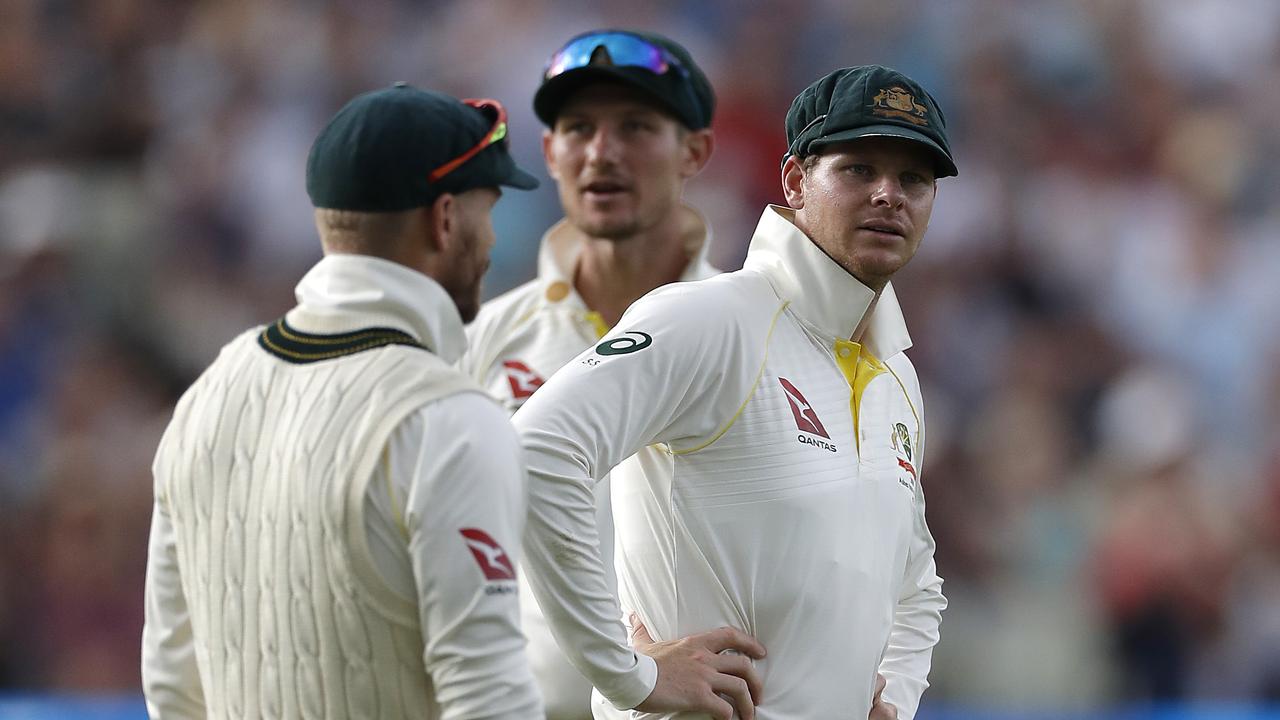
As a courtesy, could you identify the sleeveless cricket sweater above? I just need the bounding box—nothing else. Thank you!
[153,324,480,719]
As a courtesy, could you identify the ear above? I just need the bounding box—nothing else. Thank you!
[425,192,456,254]
[678,129,715,179]
[542,128,560,182]
[781,155,806,209]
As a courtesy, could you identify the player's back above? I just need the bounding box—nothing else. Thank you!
[154,329,461,719]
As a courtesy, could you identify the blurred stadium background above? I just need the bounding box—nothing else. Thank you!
[1,0,1278,717]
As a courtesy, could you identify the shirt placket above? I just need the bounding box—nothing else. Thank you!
[832,339,889,457]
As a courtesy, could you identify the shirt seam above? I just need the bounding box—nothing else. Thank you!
[382,445,410,543]
[670,300,790,455]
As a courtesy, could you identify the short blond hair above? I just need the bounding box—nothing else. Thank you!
[314,207,417,255]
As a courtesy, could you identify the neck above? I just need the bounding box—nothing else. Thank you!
[849,290,882,343]
[573,209,698,327]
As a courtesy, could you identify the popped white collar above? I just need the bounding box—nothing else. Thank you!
[286,254,468,363]
[742,205,913,359]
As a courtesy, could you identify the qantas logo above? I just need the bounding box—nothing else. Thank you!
[779,378,829,438]
[459,528,516,581]
[503,360,545,400]
[780,377,837,452]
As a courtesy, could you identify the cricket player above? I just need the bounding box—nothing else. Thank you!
[458,29,719,719]
[513,65,955,719]
[142,84,545,718]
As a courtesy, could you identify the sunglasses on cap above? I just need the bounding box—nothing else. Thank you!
[427,98,509,183]
[544,31,688,81]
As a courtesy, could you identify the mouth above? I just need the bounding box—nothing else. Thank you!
[858,220,905,238]
[583,179,630,199]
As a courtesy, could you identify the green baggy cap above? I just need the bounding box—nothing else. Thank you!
[307,83,539,212]
[785,65,957,177]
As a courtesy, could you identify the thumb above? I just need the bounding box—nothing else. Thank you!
[628,612,655,647]
[874,673,887,700]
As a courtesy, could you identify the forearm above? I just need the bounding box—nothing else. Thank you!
[878,503,945,720]
[521,428,657,709]
[878,573,944,719]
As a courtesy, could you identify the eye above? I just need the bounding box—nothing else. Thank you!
[622,118,656,133]
[901,171,929,185]
[846,163,873,176]
[559,119,591,135]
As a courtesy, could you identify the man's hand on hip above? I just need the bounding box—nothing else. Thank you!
[629,614,766,720]
[869,673,898,720]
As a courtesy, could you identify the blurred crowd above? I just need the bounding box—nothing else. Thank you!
[1,0,1277,710]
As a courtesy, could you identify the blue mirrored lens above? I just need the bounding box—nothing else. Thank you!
[546,32,674,79]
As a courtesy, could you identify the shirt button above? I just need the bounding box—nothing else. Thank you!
[545,281,570,302]
[839,347,852,358]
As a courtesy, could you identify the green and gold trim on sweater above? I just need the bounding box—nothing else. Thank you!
[257,318,426,364]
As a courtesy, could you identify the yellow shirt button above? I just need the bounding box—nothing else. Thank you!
[545,281,570,302]
[839,347,852,358]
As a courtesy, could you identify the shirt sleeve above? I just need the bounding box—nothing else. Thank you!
[510,283,747,710]
[141,490,207,719]
[878,419,946,720]
[392,392,544,719]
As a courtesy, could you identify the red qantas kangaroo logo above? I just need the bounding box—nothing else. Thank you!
[779,377,829,438]
[503,360,545,399]
[459,528,516,581]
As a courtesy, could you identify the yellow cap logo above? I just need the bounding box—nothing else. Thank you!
[871,86,929,126]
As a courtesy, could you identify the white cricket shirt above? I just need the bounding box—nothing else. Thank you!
[512,206,945,719]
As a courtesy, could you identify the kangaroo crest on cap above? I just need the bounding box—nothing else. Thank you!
[871,86,930,127]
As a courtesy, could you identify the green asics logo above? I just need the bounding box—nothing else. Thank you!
[596,331,652,356]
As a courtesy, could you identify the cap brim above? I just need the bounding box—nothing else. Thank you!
[488,148,540,190]
[499,161,540,190]
[443,150,540,197]
[534,66,682,127]
[810,124,958,178]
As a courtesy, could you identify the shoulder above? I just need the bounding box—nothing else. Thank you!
[398,390,524,514]
[884,351,924,427]
[621,269,779,339]
[219,325,271,365]
[610,270,783,362]
[415,389,520,458]
[461,278,546,376]
[579,270,780,387]
[884,352,921,396]
[420,388,512,430]
[156,325,266,465]
[468,278,545,344]
[176,326,265,403]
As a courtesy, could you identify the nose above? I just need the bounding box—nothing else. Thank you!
[870,175,905,209]
[585,126,621,166]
